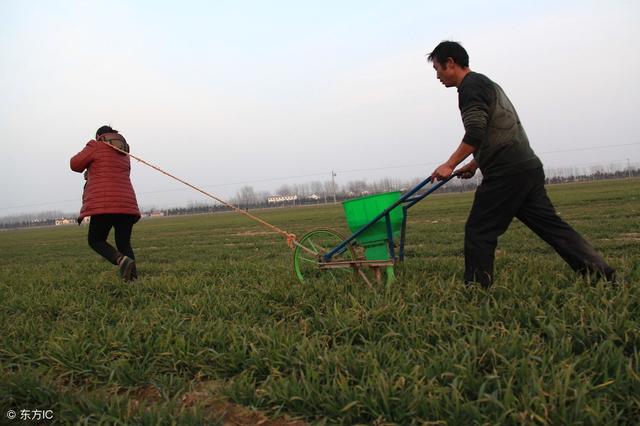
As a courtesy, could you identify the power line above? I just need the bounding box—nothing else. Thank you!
[3,143,639,212]
[0,198,81,212]
[545,159,634,168]
[145,171,331,194]
[149,143,640,194]
[538,142,640,155]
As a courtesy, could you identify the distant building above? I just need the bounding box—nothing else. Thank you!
[55,217,89,226]
[267,195,298,204]
[307,194,321,201]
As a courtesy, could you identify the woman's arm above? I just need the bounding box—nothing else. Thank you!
[70,141,97,173]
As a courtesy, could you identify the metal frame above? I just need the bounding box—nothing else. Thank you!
[322,174,457,263]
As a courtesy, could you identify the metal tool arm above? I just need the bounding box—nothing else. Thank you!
[323,174,458,262]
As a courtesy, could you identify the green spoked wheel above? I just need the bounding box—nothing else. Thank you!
[293,229,356,284]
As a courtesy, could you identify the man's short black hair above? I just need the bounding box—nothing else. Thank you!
[428,41,469,68]
[96,125,117,138]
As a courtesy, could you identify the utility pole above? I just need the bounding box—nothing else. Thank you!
[331,171,337,203]
[628,158,632,178]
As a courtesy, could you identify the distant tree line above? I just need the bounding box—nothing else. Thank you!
[545,167,639,184]
[2,165,638,229]
[167,165,639,216]
[0,211,66,230]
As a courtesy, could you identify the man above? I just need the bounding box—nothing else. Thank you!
[428,40,615,287]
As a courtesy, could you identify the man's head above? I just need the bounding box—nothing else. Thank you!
[427,41,470,88]
[96,125,117,139]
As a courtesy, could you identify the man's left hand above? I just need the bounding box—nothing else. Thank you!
[454,162,478,179]
[431,163,454,182]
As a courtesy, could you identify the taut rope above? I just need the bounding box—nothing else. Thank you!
[102,142,300,249]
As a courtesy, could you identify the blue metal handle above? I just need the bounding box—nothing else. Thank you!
[322,173,458,262]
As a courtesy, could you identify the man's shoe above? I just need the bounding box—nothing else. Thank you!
[131,263,138,281]
[118,256,136,282]
[604,268,617,285]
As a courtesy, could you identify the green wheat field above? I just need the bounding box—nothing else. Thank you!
[1,178,639,425]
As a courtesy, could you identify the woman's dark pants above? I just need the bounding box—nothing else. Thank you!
[87,214,138,265]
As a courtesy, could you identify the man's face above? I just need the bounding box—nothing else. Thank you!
[433,58,455,87]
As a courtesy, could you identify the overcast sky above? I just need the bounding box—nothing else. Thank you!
[1,0,639,216]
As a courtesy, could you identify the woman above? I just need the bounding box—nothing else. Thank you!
[70,125,140,281]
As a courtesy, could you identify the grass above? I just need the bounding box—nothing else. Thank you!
[1,178,639,424]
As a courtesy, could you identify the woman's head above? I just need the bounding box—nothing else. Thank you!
[96,125,118,138]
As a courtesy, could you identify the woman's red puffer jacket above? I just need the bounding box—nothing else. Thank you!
[70,133,140,220]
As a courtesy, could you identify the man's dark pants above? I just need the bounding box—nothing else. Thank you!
[88,214,138,265]
[464,167,614,287]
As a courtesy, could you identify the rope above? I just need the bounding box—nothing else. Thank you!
[101,141,299,249]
